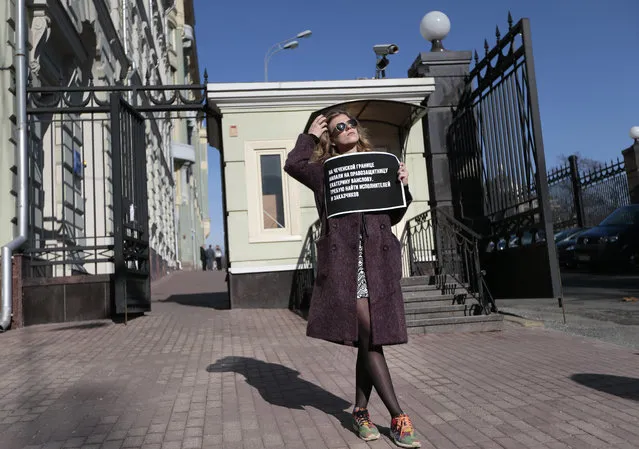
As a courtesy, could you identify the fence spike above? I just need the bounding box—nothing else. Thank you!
[508,11,513,30]
[496,26,501,43]
[203,68,208,84]
[484,39,489,55]
[474,50,479,65]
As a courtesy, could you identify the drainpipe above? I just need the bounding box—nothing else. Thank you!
[188,166,197,269]
[1,0,28,331]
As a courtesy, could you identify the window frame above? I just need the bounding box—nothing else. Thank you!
[245,140,301,243]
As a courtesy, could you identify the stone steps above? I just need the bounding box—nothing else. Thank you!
[405,304,467,320]
[406,314,504,334]
[404,294,456,306]
[402,276,503,334]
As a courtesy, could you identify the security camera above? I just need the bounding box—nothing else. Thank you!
[373,44,399,56]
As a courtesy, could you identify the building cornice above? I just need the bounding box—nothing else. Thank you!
[207,77,436,112]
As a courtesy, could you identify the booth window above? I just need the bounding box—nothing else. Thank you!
[245,140,301,243]
[259,154,286,229]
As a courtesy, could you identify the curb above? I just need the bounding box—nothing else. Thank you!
[499,312,545,328]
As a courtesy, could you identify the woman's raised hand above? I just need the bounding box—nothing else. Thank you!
[309,114,328,139]
[398,162,409,186]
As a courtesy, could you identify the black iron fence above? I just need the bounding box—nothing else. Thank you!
[23,79,215,316]
[289,219,321,316]
[25,111,116,278]
[399,207,496,315]
[548,155,630,231]
[446,15,561,300]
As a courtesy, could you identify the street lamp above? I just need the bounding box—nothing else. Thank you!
[420,11,451,52]
[630,126,639,142]
[264,30,312,81]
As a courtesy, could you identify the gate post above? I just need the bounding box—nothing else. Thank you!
[110,93,126,314]
[568,155,585,227]
[622,136,639,204]
[521,19,563,304]
[408,49,472,216]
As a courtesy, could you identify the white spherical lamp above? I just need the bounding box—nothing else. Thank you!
[630,126,639,141]
[420,11,451,52]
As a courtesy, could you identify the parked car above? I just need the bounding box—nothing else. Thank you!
[555,227,589,267]
[573,205,639,270]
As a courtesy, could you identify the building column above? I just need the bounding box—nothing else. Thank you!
[622,134,639,204]
[408,50,472,214]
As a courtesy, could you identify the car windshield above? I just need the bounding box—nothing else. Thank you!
[599,205,639,226]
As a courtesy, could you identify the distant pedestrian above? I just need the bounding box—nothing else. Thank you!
[200,245,207,271]
[214,245,223,271]
[205,245,214,271]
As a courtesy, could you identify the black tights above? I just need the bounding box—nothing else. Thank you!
[354,298,403,417]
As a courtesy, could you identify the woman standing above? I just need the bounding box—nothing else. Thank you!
[284,110,421,448]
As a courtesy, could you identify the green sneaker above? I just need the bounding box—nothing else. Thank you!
[352,408,380,441]
[390,414,421,448]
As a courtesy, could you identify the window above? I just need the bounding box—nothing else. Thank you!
[245,141,300,242]
[168,25,177,52]
[260,154,285,229]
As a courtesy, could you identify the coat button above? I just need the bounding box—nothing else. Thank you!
[332,222,338,229]
[383,245,389,251]
[380,224,386,230]
[331,244,337,251]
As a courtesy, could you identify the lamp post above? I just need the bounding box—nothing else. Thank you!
[420,11,451,52]
[631,126,639,143]
[264,30,312,81]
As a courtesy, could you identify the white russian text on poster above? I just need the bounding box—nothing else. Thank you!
[323,152,406,219]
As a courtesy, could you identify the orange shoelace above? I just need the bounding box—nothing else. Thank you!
[354,410,374,428]
[394,414,414,434]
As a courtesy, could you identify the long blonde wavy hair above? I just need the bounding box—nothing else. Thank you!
[311,109,374,163]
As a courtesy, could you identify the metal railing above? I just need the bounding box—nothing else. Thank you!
[400,207,496,314]
[548,155,630,231]
[289,219,321,314]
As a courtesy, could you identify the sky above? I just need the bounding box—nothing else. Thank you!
[194,0,639,248]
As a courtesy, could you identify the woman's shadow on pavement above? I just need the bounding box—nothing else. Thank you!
[207,356,353,430]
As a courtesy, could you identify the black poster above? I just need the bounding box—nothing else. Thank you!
[323,152,406,219]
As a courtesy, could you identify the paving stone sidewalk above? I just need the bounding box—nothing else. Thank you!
[0,271,638,449]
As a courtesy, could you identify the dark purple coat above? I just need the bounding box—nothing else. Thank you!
[284,134,412,346]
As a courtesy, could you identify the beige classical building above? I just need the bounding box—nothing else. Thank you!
[166,0,211,269]
[207,78,436,307]
[0,0,210,326]
[0,0,209,277]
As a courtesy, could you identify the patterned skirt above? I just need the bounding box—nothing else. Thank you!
[356,234,369,298]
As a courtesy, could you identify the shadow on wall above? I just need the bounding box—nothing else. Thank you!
[571,373,639,401]
[207,356,352,429]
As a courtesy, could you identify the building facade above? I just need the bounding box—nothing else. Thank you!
[0,0,209,283]
[166,0,210,270]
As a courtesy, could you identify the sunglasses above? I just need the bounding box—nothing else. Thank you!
[331,118,358,136]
